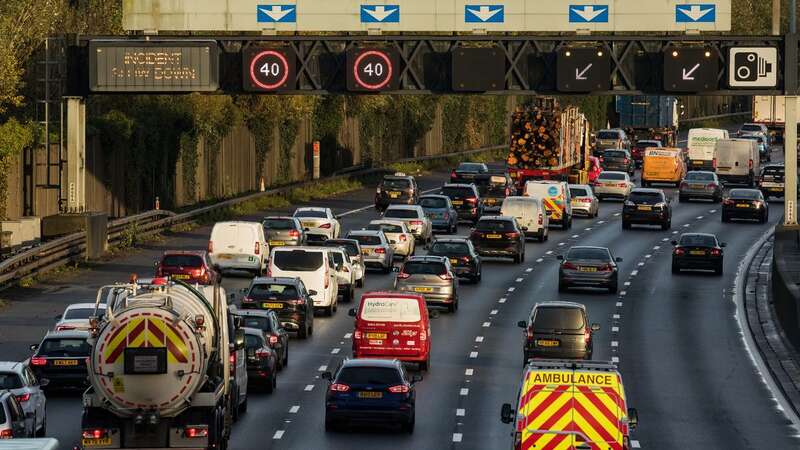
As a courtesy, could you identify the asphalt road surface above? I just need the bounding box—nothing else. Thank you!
[1,149,798,450]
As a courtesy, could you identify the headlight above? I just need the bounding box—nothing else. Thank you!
[624,201,635,207]
[654,202,667,208]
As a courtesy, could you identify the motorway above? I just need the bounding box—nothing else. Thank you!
[1,154,800,449]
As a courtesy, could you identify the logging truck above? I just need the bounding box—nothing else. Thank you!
[506,99,592,190]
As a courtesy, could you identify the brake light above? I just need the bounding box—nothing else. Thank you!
[255,349,270,359]
[354,330,362,340]
[399,234,407,242]
[723,199,734,205]
[30,357,46,366]
[439,272,453,281]
[286,299,304,306]
[0,429,11,438]
[266,266,272,277]
[623,158,629,164]
[674,248,685,256]
[242,296,254,304]
[749,159,753,169]
[562,262,578,270]
[229,353,236,376]
[617,182,628,187]
[254,242,260,255]
[410,220,423,226]
[505,232,520,239]
[82,429,108,440]
[538,214,543,225]
[597,264,613,272]
[330,383,350,392]
[397,272,411,279]
[465,197,477,204]
[15,393,30,403]
[505,187,511,196]
[388,384,410,394]
[712,158,717,169]
[320,223,332,229]
[375,248,386,254]
[56,325,76,331]
[450,170,457,181]
[579,198,592,203]
[710,248,722,256]
[207,240,214,253]
[708,183,718,189]
[184,426,209,438]
[584,328,591,343]
[269,335,279,345]
[420,330,427,341]
[289,229,300,238]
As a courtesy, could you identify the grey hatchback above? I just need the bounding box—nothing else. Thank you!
[678,171,722,202]
[517,301,600,363]
[393,256,459,312]
[262,216,306,247]
[557,246,622,293]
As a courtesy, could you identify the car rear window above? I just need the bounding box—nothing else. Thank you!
[457,163,485,172]
[679,235,717,247]
[240,316,273,332]
[598,172,626,181]
[161,254,204,267]
[569,187,589,197]
[367,223,404,233]
[762,167,784,177]
[628,191,663,203]
[597,131,620,139]
[263,218,296,230]
[636,141,660,148]
[566,248,611,261]
[245,334,264,350]
[360,297,422,323]
[533,307,585,330]
[294,210,326,218]
[403,261,447,275]
[419,197,447,208]
[249,283,299,300]
[64,307,98,320]
[684,172,715,181]
[603,150,627,158]
[476,220,515,232]
[336,367,402,385]
[430,242,470,256]
[331,252,346,265]
[39,338,90,357]
[382,178,411,189]
[0,373,23,390]
[384,209,419,219]
[442,187,474,198]
[324,241,359,257]
[273,250,323,271]
[349,234,382,246]
[729,189,760,199]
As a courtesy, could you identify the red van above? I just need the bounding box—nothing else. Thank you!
[348,292,431,370]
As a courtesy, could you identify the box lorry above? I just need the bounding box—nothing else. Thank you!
[615,95,678,147]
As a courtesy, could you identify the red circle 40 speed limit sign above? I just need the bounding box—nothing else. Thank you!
[243,47,295,92]
[346,48,399,92]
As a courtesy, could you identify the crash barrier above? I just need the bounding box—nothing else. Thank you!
[772,225,800,350]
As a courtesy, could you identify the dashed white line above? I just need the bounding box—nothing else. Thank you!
[546,251,553,255]
[672,230,679,234]
[490,309,498,315]
[572,234,580,238]
[613,314,621,319]
[612,326,619,332]
[598,220,605,224]
[453,433,463,443]
[644,254,652,259]
[318,365,327,371]
[331,348,341,354]
[507,287,515,292]
[558,242,565,246]
[304,384,315,391]
[697,216,704,220]
[662,238,670,242]
[482,322,491,327]
[273,430,285,440]
[465,369,474,376]
[611,341,619,347]
[525,267,533,272]
[611,356,620,364]
[637,262,645,266]
[498,298,507,303]
[456,409,466,417]
[585,227,592,231]
[623,282,631,286]
[289,405,300,414]
[709,209,717,214]
[460,388,469,396]
[653,245,660,250]
[619,291,627,296]
[631,270,638,276]
[616,301,623,307]
[536,258,544,263]
[631,440,641,448]
[475,336,484,342]
[613,213,621,217]
[516,278,524,282]
[469,351,479,358]
[683,223,690,227]
[344,333,352,339]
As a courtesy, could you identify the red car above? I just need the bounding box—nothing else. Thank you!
[154,250,220,285]
[587,156,602,184]
[632,139,662,166]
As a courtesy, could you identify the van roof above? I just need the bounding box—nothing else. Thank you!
[361,291,425,300]
[213,221,261,227]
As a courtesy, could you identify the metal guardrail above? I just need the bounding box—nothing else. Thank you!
[0,145,503,289]
[679,111,752,124]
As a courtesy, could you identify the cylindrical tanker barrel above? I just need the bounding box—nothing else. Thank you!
[88,282,219,418]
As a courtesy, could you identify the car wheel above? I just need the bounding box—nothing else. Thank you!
[761,212,768,224]
[298,322,309,339]
[383,263,392,274]
[671,261,679,274]
[679,195,686,203]
[608,280,618,294]
[721,214,729,223]
[562,220,569,231]
[475,270,482,283]
[715,264,723,276]
[265,372,276,394]
[325,417,336,432]
[240,396,248,415]
[231,389,240,422]
[622,220,631,230]
[661,220,670,230]
[558,279,567,292]
[419,356,429,371]
[283,349,289,368]
[403,416,415,434]
[538,233,546,243]
[36,417,46,437]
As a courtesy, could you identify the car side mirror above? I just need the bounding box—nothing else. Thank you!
[627,408,639,430]
[517,320,527,329]
[591,323,600,332]
[720,242,727,247]
[556,255,564,260]
[38,378,49,387]
[348,308,356,317]
[29,344,38,352]
[54,315,62,321]
[228,293,236,302]
[500,403,515,424]
[321,371,332,381]
[153,260,160,267]
[392,266,400,272]
[309,290,318,296]
[615,257,623,262]
[240,288,248,294]
[234,328,246,350]
[411,374,423,384]
[671,240,678,246]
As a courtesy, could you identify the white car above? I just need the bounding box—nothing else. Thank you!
[569,184,600,217]
[269,247,338,316]
[293,207,341,242]
[592,171,634,200]
[382,205,433,244]
[54,303,106,332]
[0,361,47,437]
[328,247,357,303]
[367,220,415,258]
[208,221,269,275]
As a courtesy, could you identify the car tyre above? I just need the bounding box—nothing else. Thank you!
[679,195,686,203]
[671,261,679,274]
[403,416,415,434]
[721,214,729,223]
[283,348,289,368]
[383,263,392,274]
[608,280,618,294]
[715,264,723,276]
[661,220,670,230]
[419,356,430,371]
[36,417,46,437]
[231,389,240,422]
[298,322,309,339]
[558,279,567,292]
[240,396,248,415]
[325,417,336,432]
[356,277,364,288]
[265,372,276,394]
[622,220,631,230]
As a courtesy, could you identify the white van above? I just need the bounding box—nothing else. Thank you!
[714,138,760,186]
[208,221,268,275]
[268,247,338,316]
[524,181,572,230]
[500,196,549,242]
[687,128,729,171]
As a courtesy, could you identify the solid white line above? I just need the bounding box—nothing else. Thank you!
[475,336,484,342]
[318,365,327,371]
[612,326,619,332]
[289,405,300,414]
[526,267,533,272]
[536,258,544,263]
[490,309,498,315]
[507,287,515,292]
[456,408,466,417]
[453,433,463,442]
[331,348,341,354]
[611,341,619,347]
[344,333,352,339]
[338,205,372,217]
[631,440,641,448]
[482,322,491,327]
[304,384,314,391]
[516,278,524,282]
[469,351,479,358]
[273,430,285,440]
[460,388,469,396]
[465,369,474,376]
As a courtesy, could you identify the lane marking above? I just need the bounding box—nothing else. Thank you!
[631,440,641,448]
[653,246,660,250]
[289,405,300,414]
[631,270,638,276]
[304,384,314,391]
[612,356,620,364]
[516,278,524,282]
[683,223,690,227]
[536,258,543,263]
[585,227,592,231]
[507,287,515,292]
[672,230,679,234]
[546,251,553,255]
[273,430,285,440]
[469,351,479,358]
[637,262,645,266]
[525,267,533,272]
[620,291,627,296]
[331,348,341,354]
[344,333,352,339]
[612,326,619,332]
[453,433,463,443]
[498,298,507,303]
[616,302,623,307]
[645,254,652,258]
[709,209,717,213]
[624,281,631,286]
[465,369,474,376]
[558,242,565,246]
[613,314,620,319]
[490,309,498,315]
[598,220,605,224]
[572,234,580,238]
[318,365,327,371]
[475,336,484,343]
[460,388,469,396]
[482,322,491,327]
[614,213,621,216]
[662,238,670,242]
[456,408,466,417]
[611,341,619,347]
[697,216,704,220]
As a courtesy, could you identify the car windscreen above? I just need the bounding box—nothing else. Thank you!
[161,254,203,267]
[240,316,273,332]
[39,338,91,357]
[403,261,447,275]
[336,366,402,385]
[729,189,760,199]
[569,187,589,197]
[244,334,264,350]
[350,234,382,246]
[324,241,359,257]
[597,131,620,140]
[684,172,715,181]
[0,373,23,390]
[457,163,485,173]
[384,209,419,219]
[679,235,717,247]
[762,167,784,177]
[419,197,448,208]
[360,297,421,323]
[533,307,585,330]
[598,172,626,181]
[382,179,411,189]
[603,150,627,158]
[367,223,404,233]
[249,283,299,300]
[293,210,326,218]
[64,307,98,320]
[741,124,761,132]
[475,220,515,232]
[430,242,470,256]
[331,252,345,265]
[263,218,296,230]
[566,248,610,261]
[442,187,474,198]
[273,250,324,271]
[628,192,663,203]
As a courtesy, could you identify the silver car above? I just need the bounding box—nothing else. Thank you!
[393,256,459,313]
[679,171,722,202]
[568,184,599,217]
[346,230,395,273]
[54,302,106,332]
[0,390,33,438]
[262,216,306,247]
[382,205,433,244]
[0,362,47,437]
[367,220,415,258]
[592,171,634,200]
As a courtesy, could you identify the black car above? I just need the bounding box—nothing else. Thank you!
[601,149,635,175]
[671,233,725,275]
[470,216,525,263]
[243,327,278,393]
[375,174,418,211]
[441,183,484,224]
[475,173,516,212]
[557,246,621,293]
[517,301,600,363]
[722,189,769,223]
[758,163,785,199]
[240,277,314,339]
[622,188,672,230]
[450,162,488,184]
[29,331,91,391]
[234,309,289,369]
[427,238,482,283]
[322,359,421,433]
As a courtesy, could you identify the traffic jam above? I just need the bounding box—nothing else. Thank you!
[0,99,787,450]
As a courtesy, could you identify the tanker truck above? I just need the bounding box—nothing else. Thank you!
[79,278,237,449]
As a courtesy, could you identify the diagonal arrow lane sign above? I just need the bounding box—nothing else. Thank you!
[466,6,503,22]
[575,64,593,80]
[682,63,701,80]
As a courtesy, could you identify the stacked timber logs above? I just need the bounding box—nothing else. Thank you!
[507,105,563,169]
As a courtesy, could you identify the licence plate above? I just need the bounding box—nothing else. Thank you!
[690,184,705,189]
[362,249,371,255]
[366,332,387,339]
[358,391,383,399]
[389,192,400,198]
[217,254,233,260]
[452,200,463,205]
[689,250,706,256]
[578,266,597,272]
[736,204,750,208]
[82,438,112,447]
[693,161,703,165]
[263,302,283,309]
[450,258,459,265]
[301,221,316,228]
[485,198,496,204]
[172,274,190,280]
[536,340,560,347]
[638,205,652,211]
[269,240,285,246]
[54,359,78,366]
[414,286,434,293]
[487,233,502,239]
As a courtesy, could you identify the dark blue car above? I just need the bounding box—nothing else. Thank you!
[323,359,421,433]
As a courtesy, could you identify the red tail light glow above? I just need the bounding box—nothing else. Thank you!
[674,248,685,256]
[330,383,350,392]
[229,353,236,376]
[0,429,11,438]
[254,242,260,255]
[584,328,591,343]
[388,384,410,394]
[82,429,108,440]
[354,330,362,340]
[420,330,427,341]
[242,296,254,304]
[505,232,520,239]
[712,158,717,169]
[597,264,613,272]
[723,199,734,205]
[399,234,407,242]
[288,229,300,238]
[15,393,30,403]
[375,248,386,254]
[410,220,423,226]
[184,426,208,438]
[397,272,411,279]
[255,349,270,359]
[320,223,332,229]
[562,262,578,270]
[30,357,46,366]
[269,335,279,345]
[439,273,453,281]
[710,248,721,256]
[617,183,628,187]
[465,198,477,204]
[56,325,76,331]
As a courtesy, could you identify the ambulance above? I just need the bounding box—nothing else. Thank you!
[525,180,573,230]
[501,360,638,450]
